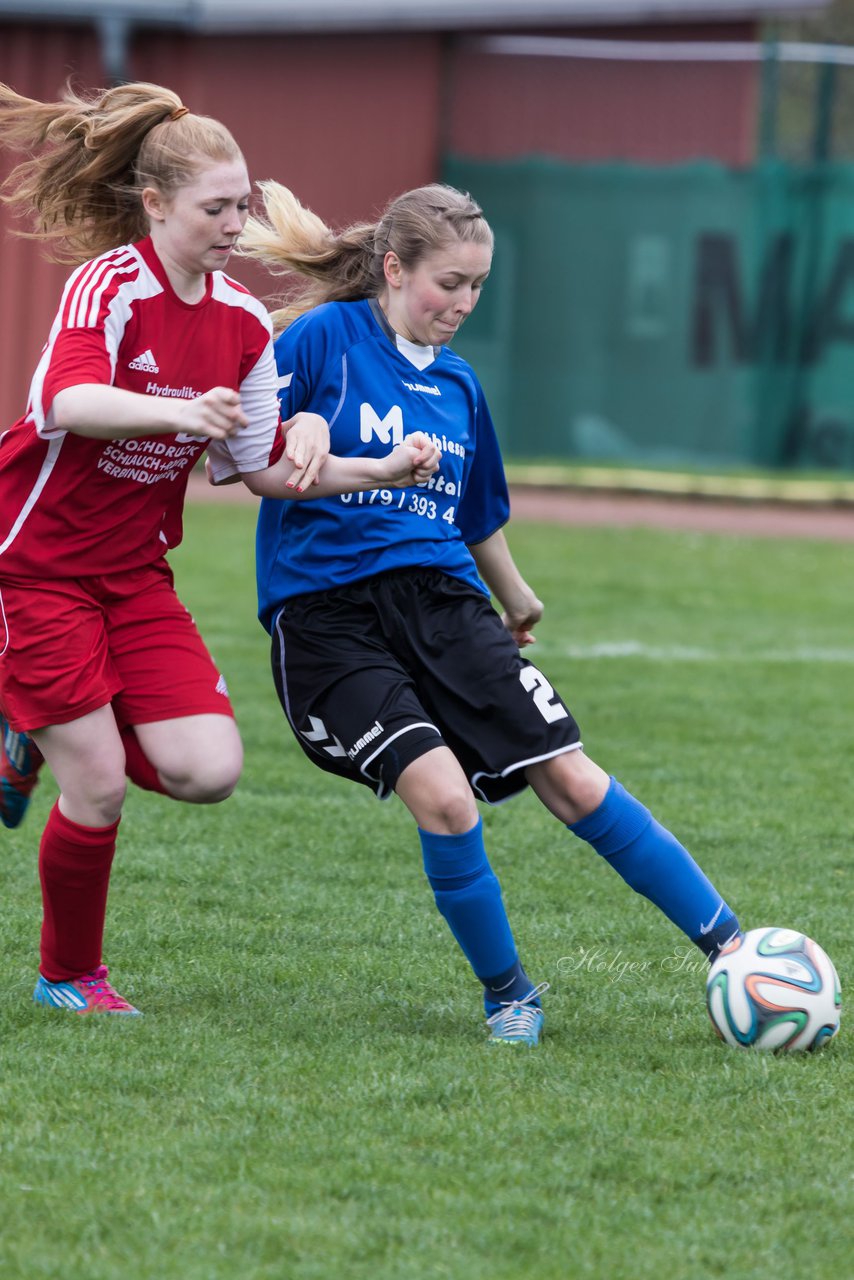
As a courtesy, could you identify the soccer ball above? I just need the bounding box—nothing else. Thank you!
[706,927,841,1052]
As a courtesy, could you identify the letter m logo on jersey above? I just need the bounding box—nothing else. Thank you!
[360,402,404,446]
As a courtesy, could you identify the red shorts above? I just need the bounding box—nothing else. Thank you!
[0,561,235,732]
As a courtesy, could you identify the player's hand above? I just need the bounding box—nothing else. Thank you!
[501,590,543,647]
[382,432,442,488]
[283,412,331,490]
[177,387,248,440]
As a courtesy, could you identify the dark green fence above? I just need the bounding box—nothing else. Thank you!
[443,155,854,471]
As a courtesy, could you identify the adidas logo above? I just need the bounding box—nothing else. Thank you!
[129,348,159,373]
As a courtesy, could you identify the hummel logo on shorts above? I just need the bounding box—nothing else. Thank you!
[129,348,160,373]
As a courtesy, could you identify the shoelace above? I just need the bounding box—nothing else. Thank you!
[80,966,132,1010]
[486,981,550,1036]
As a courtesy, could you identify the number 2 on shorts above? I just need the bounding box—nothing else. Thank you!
[519,666,569,724]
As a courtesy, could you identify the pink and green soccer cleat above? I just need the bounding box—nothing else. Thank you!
[33,965,141,1016]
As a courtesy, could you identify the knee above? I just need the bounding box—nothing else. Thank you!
[528,751,610,825]
[396,745,479,834]
[162,749,243,804]
[64,771,127,827]
[187,771,240,805]
[567,763,610,819]
[418,784,478,836]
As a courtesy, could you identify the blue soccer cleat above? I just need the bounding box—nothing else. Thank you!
[486,981,549,1046]
[0,718,44,829]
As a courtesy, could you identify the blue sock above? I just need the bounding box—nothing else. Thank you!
[568,777,740,956]
[418,819,535,1013]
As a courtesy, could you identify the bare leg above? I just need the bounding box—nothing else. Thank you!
[133,714,243,803]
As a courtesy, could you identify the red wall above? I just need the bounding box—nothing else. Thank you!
[0,18,758,433]
[0,24,443,431]
[447,23,760,166]
[0,26,107,436]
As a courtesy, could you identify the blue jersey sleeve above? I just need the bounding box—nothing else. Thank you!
[274,310,329,417]
[457,381,510,546]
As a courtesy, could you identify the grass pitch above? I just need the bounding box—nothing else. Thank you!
[1,503,851,1279]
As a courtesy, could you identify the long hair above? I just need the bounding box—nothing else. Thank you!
[239,181,494,332]
[0,80,243,263]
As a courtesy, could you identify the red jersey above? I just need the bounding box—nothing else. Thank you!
[0,236,284,578]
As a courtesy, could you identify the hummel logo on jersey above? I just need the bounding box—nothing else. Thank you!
[129,349,160,373]
[402,380,441,396]
[215,674,229,697]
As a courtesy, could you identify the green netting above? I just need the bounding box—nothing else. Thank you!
[442,155,854,471]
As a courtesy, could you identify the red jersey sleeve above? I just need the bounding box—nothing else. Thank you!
[31,248,143,437]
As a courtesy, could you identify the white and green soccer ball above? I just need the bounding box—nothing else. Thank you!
[706,927,841,1052]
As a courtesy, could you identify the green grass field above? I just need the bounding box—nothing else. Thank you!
[1,503,851,1280]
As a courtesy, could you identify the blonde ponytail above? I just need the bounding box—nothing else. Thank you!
[0,80,242,263]
[241,179,494,332]
[240,181,380,331]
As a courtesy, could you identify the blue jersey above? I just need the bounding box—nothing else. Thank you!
[255,298,510,632]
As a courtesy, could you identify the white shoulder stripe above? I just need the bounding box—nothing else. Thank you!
[65,254,121,329]
[82,257,141,331]
[64,252,127,329]
[86,252,145,330]
[66,249,141,329]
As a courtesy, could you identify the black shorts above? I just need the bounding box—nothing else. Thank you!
[271,567,582,803]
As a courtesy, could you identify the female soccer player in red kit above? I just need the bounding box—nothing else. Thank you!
[0,81,439,1015]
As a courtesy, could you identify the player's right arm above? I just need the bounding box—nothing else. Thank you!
[238,430,440,498]
[50,383,248,442]
[36,251,249,445]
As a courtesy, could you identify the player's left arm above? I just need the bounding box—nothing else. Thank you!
[239,431,440,499]
[457,379,539,645]
[468,529,543,648]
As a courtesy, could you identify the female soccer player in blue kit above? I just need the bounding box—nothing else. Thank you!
[240,180,743,1045]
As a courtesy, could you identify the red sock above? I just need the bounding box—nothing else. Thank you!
[38,802,120,982]
[121,726,167,795]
